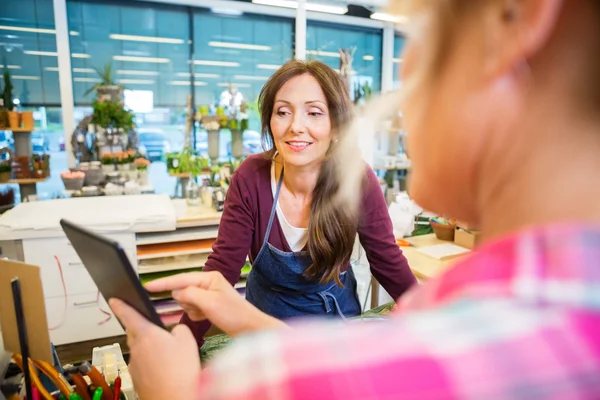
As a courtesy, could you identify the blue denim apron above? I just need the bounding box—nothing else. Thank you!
[246,169,361,320]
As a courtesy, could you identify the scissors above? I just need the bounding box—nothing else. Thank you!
[12,354,73,399]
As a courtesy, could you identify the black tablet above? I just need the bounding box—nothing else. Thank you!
[60,219,166,330]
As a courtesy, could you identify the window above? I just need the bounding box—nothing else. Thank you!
[0,0,67,202]
[193,11,293,159]
[393,34,406,89]
[68,0,192,195]
[306,22,382,99]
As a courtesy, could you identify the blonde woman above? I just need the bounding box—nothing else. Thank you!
[111,0,600,398]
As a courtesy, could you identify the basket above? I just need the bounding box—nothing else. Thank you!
[84,168,104,186]
[430,220,456,241]
[62,176,85,191]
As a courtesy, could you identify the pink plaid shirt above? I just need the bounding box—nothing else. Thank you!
[198,224,600,399]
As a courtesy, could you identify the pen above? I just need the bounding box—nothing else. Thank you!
[70,373,92,400]
[92,388,103,400]
[69,394,83,400]
[112,377,121,400]
[31,387,40,400]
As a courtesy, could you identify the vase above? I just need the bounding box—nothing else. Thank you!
[207,130,220,163]
[118,163,130,172]
[21,111,34,130]
[7,111,20,129]
[138,170,149,186]
[186,178,200,206]
[231,130,244,159]
[201,186,216,207]
[102,164,115,175]
[0,171,9,183]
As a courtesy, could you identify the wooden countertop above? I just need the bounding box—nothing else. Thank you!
[402,234,467,281]
[172,199,222,228]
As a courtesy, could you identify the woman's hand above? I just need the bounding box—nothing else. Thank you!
[109,299,200,400]
[145,271,287,337]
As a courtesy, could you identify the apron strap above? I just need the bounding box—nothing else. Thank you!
[317,291,347,320]
[263,165,285,247]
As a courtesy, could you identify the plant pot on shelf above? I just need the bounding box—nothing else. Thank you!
[118,163,131,172]
[21,111,34,130]
[137,169,149,186]
[0,171,10,183]
[102,164,115,175]
[7,111,20,129]
[0,111,8,129]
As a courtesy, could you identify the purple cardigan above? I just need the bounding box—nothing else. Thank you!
[181,153,416,345]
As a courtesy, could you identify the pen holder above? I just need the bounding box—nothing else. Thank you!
[430,220,456,241]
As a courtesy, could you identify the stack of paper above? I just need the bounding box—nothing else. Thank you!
[416,243,471,261]
[0,194,176,238]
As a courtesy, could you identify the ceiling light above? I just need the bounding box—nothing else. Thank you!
[363,55,374,61]
[73,68,95,73]
[117,70,160,76]
[70,31,79,36]
[257,64,281,70]
[72,53,90,59]
[117,79,155,85]
[12,75,40,80]
[370,13,408,23]
[170,81,207,86]
[393,58,403,63]
[0,65,21,69]
[306,49,339,58]
[193,60,239,67]
[176,72,220,78]
[217,82,251,88]
[0,25,55,34]
[74,77,101,82]
[109,33,184,44]
[210,8,243,16]
[114,55,170,63]
[24,50,57,57]
[251,0,347,14]
[234,75,269,81]
[44,67,59,72]
[209,41,271,51]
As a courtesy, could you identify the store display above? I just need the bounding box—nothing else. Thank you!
[70,63,139,164]
[61,170,85,191]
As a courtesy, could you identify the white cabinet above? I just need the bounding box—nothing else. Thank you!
[22,232,136,345]
[45,293,124,345]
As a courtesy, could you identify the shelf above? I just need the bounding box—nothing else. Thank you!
[138,253,209,274]
[137,238,215,260]
[7,128,33,133]
[8,178,48,184]
[136,225,220,245]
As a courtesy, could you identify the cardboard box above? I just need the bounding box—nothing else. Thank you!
[454,227,481,249]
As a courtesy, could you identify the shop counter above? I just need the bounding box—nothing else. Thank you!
[0,195,224,350]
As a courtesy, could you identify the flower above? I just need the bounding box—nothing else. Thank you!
[133,158,151,170]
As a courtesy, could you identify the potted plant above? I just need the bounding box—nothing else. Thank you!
[101,152,115,175]
[85,62,123,101]
[116,151,131,172]
[0,81,7,129]
[0,163,10,183]
[2,70,18,128]
[134,157,151,186]
[42,154,50,177]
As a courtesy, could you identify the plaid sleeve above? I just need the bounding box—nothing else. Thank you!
[197,300,600,399]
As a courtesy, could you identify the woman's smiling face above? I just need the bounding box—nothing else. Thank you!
[270,73,333,168]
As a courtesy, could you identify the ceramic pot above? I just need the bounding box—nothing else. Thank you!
[21,111,34,130]
[7,111,20,129]
[138,170,148,186]
[102,164,115,175]
[0,171,10,183]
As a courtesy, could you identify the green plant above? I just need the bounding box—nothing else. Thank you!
[91,99,134,131]
[85,62,120,96]
[208,166,221,187]
[2,70,14,111]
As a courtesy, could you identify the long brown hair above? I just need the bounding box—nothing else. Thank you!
[258,60,356,285]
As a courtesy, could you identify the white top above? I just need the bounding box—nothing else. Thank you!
[271,163,309,252]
